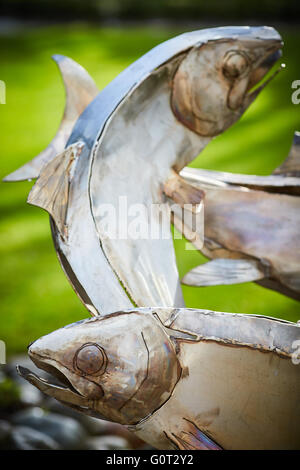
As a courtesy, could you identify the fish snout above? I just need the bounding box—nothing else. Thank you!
[259,45,282,71]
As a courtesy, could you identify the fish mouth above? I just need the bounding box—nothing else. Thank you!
[246,41,284,100]
[17,362,82,400]
[29,354,80,392]
[17,359,102,418]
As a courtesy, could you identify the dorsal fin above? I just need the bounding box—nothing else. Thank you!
[3,56,98,182]
[27,142,84,239]
[273,131,300,176]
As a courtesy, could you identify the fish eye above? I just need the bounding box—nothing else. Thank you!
[222,51,249,79]
[74,343,107,376]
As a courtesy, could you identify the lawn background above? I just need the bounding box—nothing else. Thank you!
[0,24,299,355]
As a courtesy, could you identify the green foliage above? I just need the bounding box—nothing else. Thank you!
[0,25,299,356]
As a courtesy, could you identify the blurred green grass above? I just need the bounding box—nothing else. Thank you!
[0,24,299,355]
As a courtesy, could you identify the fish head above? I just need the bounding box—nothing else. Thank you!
[18,310,181,425]
[171,26,283,136]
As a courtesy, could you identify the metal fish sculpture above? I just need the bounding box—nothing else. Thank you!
[4,26,299,450]
[4,26,283,313]
[18,307,300,449]
[178,132,300,301]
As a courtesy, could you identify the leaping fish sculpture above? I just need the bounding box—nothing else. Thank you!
[18,307,300,449]
[4,27,300,450]
[4,26,284,312]
[178,132,300,301]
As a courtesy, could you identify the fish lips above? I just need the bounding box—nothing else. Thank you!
[17,364,89,407]
[237,40,283,114]
[17,350,105,418]
[246,39,283,95]
[260,48,282,69]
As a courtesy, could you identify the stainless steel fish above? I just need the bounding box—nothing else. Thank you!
[175,132,300,300]
[18,307,300,449]
[4,26,299,450]
[4,26,283,313]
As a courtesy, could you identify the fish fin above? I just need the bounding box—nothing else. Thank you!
[273,131,300,176]
[167,418,221,450]
[165,171,205,250]
[152,312,199,341]
[182,258,265,287]
[164,170,204,212]
[27,142,84,239]
[180,166,300,196]
[3,55,98,182]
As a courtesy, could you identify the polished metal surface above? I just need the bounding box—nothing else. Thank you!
[19,308,300,449]
[178,133,300,300]
[3,26,299,449]
[4,26,284,311]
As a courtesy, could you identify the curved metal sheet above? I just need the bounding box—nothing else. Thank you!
[60,26,282,311]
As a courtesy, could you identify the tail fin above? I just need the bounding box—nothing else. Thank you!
[3,55,98,182]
